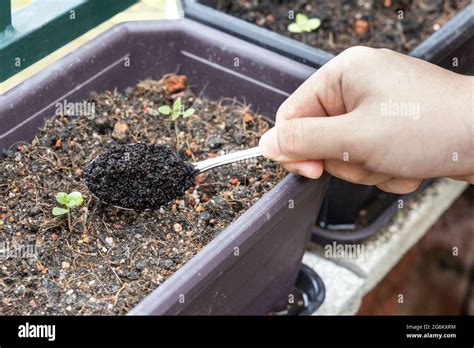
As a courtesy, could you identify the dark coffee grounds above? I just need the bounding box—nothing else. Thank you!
[85,143,198,210]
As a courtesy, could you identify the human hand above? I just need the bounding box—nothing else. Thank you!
[259,46,473,193]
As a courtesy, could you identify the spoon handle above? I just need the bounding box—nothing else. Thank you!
[193,146,263,173]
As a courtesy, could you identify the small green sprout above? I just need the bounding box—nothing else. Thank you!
[158,97,195,146]
[52,191,84,232]
[158,97,195,121]
[52,191,83,215]
[287,13,321,33]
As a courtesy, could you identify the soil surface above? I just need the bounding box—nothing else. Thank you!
[216,0,470,54]
[85,144,198,210]
[0,74,283,315]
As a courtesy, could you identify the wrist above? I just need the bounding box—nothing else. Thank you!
[454,75,473,176]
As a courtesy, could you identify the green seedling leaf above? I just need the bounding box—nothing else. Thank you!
[55,192,69,205]
[160,97,193,122]
[68,191,82,201]
[158,105,172,115]
[288,13,321,33]
[52,207,69,216]
[52,191,84,232]
[66,201,77,208]
[307,18,321,31]
[173,97,182,113]
[296,13,308,27]
[182,108,195,118]
[287,22,303,33]
[66,191,83,208]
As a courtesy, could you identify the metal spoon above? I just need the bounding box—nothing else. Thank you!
[85,146,263,210]
[193,146,263,173]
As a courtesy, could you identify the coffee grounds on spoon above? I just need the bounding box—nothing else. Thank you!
[85,143,198,210]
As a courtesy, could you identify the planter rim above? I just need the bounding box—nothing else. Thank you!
[410,3,474,61]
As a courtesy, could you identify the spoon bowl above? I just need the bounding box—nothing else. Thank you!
[84,144,263,211]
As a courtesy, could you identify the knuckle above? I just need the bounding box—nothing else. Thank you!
[376,47,395,56]
[276,99,297,120]
[340,46,376,71]
[341,46,373,59]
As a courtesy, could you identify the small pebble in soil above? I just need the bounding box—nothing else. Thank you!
[28,207,41,216]
[84,143,198,210]
[207,136,225,149]
[93,115,112,133]
[14,284,26,295]
[111,121,129,143]
[105,237,114,247]
[61,261,70,270]
[160,259,174,270]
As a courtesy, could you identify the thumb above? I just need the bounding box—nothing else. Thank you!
[259,113,363,163]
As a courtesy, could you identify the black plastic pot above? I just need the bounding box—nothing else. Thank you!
[182,0,474,243]
[271,264,325,316]
[0,19,329,315]
[313,181,431,244]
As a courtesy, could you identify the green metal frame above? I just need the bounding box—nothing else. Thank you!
[0,0,137,82]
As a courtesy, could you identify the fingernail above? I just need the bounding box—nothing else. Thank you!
[259,127,281,160]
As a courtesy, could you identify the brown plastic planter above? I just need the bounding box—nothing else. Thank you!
[0,19,328,315]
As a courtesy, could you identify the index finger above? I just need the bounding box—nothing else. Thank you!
[276,53,346,125]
